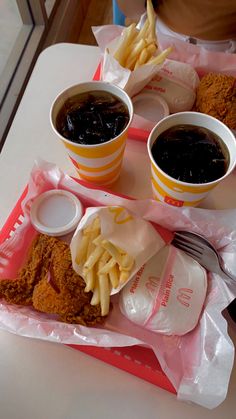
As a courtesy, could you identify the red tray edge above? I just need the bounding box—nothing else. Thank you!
[68,344,176,394]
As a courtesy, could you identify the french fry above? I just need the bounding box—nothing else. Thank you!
[84,267,95,292]
[86,227,101,259]
[108,265,119,289]
[82,266,89,278]
[113,23,138,67]
[75,234,90,265]
[98,272,110,316]
[83,216,100,235]
[135,18,149,42]
[146,0,156,42]
[93,234,104,247]
[134,43,157,70]
[76,216,136,316]
[90,278,100,306]
[120,253,134,271]
[76,217,101,266]
[98,257,116,275]
[146,42,157,57]
[98,260,110,316]
[148,47,172,65]
[100,247,112,265]
[96,251,111,315]
[124,38,147,70]
[84,245,104,270]
[111,0,171,71]
[116,245,126,254]
[101,241,123,266]
[119,270,129,284]
[134,47,149,70]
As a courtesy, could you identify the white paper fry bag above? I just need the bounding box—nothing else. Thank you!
[70,206,165,294]
[93,25,169,97]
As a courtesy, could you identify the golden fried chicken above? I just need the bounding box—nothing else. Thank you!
[0,234,104,326]
[194,72,236,130]
[0,234,54,305]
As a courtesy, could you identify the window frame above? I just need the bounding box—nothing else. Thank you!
[0,0,58,150]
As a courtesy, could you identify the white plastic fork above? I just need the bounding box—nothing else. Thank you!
[172,230,236,282]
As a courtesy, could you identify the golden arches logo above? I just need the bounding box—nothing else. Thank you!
[177,288,193,307]
[108,207,133,224]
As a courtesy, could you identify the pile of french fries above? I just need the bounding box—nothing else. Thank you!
[75,217,134,316]
[113,0,172,71]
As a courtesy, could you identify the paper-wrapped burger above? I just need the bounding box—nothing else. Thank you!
[120,245,207,335]
[143,59,200,113]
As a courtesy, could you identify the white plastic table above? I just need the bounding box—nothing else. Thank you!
[0,43,236,419]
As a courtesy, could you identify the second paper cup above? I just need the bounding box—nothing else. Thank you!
[147,112,236,207]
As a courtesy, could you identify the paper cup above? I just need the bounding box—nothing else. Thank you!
[147,112,236,207]
[50,81,133,186]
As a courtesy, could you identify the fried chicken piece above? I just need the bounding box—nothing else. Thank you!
[0,234,55,305]
[0,234,104,326]
[194,72,236,130]
[32,238,103,326]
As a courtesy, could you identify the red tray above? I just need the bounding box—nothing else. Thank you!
[0,66,176,396]
[0,184,175,395]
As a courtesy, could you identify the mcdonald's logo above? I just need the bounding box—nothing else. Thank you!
[108,206,133,224]
[164,196,184,207]
[177,288,193,307]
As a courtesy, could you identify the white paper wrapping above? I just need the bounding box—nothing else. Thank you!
[143,59,200,113]
[93,25,167,98]
[120,244,208,335]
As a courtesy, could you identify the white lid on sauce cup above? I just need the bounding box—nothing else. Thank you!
[30,190,83,236]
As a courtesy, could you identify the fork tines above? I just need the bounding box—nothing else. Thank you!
[172,232,205,258]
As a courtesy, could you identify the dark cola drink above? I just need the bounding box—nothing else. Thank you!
[151,124,229,184]
[56,90,129,145]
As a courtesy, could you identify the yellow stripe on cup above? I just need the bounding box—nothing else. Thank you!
[151,162,216,207]
[65,137,125,185]
[78,163,122,185]
[151,175,204,207]
[62,131,126,159]
[74,148,125,173]
[151,163,214,194]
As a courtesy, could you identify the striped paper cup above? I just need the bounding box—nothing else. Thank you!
[147,112,236,207]
[50,81,133,186]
